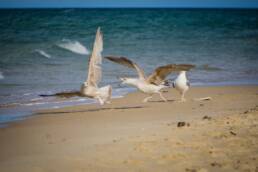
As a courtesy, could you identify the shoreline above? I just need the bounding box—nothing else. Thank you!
[0,85,258,171]
[0,84,258,126]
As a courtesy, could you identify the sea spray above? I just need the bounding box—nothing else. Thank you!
[57,39,90,55]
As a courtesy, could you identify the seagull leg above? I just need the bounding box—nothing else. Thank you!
[159,92,167,102]
[105,86,112,104]
[179,91,186,102]
[143,95,153,103]
[97,96,104,105]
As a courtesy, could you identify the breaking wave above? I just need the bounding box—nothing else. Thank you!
[57,39,90,55]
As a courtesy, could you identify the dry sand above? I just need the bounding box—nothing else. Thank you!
[0,86,258,172]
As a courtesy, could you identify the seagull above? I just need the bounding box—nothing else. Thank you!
[80,27,112,105]
[173,70,194,102]
[40,27,112,105]
[105,56,194,103]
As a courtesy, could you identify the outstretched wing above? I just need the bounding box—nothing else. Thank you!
[147,64,195,85]
[86,27,103,87]
[105,56,146,80]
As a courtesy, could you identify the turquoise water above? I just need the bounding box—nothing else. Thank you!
[0,8,258,123]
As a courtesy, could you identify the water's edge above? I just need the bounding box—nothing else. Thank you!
[1,83,257,128]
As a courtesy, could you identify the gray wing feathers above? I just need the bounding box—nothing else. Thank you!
[147,64,195,85]
[105,56,146,80]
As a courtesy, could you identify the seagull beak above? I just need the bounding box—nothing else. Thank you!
[163,79,173,87]
[120,77,125,82]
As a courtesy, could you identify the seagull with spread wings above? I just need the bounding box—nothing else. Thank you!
[40,27,111,105]
[105,56,194,103]
[80,27,112,105]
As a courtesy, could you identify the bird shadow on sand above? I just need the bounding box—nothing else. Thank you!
[148,99,176,103]
[36,106,145,116]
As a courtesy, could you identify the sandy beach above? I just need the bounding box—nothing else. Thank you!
[0,85,258,172]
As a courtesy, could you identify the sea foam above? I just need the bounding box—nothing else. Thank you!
[57,39,90,55]
[35,49,51,58]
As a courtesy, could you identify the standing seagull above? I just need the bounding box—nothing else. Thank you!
[173,70,193,102]
[80,27,112,105]
[105,56,194,103]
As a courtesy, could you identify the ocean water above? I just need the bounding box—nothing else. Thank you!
[0,8,258,124]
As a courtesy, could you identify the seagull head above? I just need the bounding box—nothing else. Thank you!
[82,82,88,87]
[120,77,127,85]
[161,79,173,88]
[118,77,129,87]
[119,77,139,87]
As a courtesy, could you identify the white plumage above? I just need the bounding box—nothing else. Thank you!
[105,56,194,103]
[173,71,190,102]
[120,77,168,102]
[80,27,112,105]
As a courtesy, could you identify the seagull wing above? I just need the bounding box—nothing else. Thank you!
[147,64,195,85]
[105,56,146,80]
[86,27,103,88]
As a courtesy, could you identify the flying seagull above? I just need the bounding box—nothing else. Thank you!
[105,56,194,103]
[173,70,193,102]
[40,27,112,105]
[80,27,112,105]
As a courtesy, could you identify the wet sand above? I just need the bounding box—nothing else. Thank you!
[0,86,258,172]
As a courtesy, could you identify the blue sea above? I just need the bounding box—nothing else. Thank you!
[0,8,258,124]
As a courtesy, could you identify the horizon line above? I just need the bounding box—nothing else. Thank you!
[0,6,258,9]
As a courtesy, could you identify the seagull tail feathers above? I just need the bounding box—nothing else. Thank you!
[98,85,112,104]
